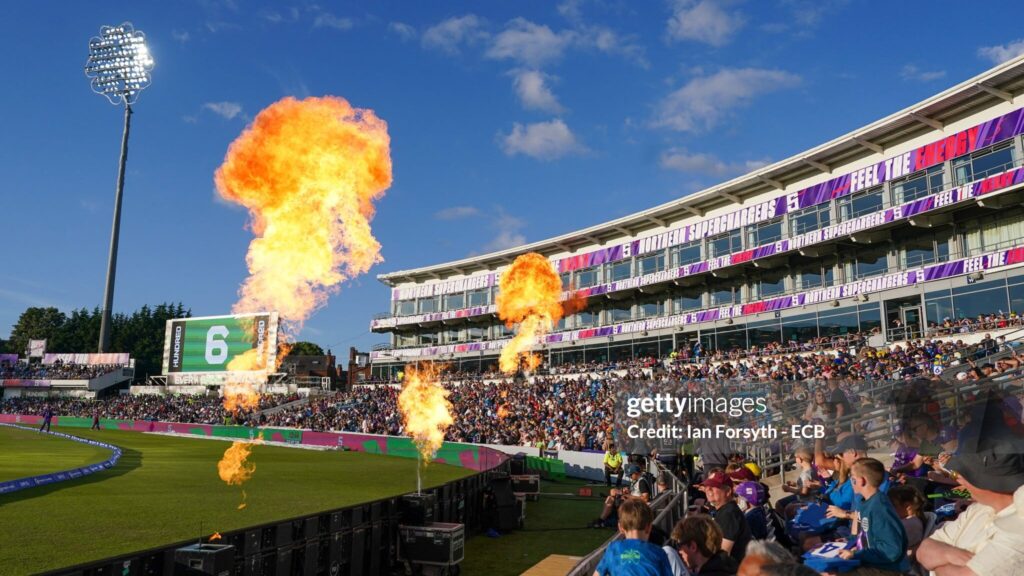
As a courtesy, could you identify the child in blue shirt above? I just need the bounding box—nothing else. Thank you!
[838,457,910,573]
[594,498,673,576]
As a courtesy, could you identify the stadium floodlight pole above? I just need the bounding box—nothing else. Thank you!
[84,23,154,353]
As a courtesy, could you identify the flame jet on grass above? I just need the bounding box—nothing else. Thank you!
[211,95,392,507]
[397,362,453,493]
[497,253,576,374]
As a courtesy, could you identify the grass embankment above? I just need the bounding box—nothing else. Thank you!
[0,425,112,483]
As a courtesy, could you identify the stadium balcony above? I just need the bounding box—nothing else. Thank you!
[0,355,134,399]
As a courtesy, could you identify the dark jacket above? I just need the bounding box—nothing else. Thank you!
[697,551,738,575]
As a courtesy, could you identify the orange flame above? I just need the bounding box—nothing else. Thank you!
[214,95,392,336]
[221,349,263,414]
[497,253,565,374]
[497,404,510,419]
[218,441,256,486]
[209,532,223,542]
[397,363,454,463]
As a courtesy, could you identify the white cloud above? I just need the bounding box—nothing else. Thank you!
[389,21,417,41]
[172,29,191,43]
[313,12,353,31]
[481,212,527,253]
[559,0,586,21]
[659,148,769,176]
[486,18,576,67]
[978,39,1024,64]
[576,25,648,67]
[499,119,587,160]
[422,14,488,54]
[654,68,801,132]
[512,70,565,113]
[900,64,946,82]
[434,206,480,220]
[202,101,244,120]
[666,0,745,47]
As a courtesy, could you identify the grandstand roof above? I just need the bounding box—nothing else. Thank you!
[378,54,1024,287]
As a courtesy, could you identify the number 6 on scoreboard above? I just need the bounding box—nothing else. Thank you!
[205,326,230,364]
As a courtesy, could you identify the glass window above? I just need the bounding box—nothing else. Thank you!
[445,292,464,310]
[790,204,831,236]
[637,296,665,318]
[1009,284,1024,317]
[673,241,702,266]
[466,327,484,341]
[709,229,742,258]
[851,246,888,279]
[638,253,665,276]
[710,286,737,306]
[606,302,632,323]
[419,297,439,314]
[839,187,884,220]
[748,218,784,246]
[419,332,439,346]
[818,311,859,337]
[782,313,818,343]
[748,320,782,347]
[396,299,416,316]
[953,288,1009,320]
[753,269,786,299]
[901,234,950,268]
[576,267,599,288]
[795,259,835,291]
[953,140,1015,185]
[468,289,488,307]
[575,310,597,328]
[610,259,633,282]
[673,290,703,312]
[396,333,416,347]
[560,273,571,290]
[444,328,462,343]
[858,304,882,334]
[892,165,944,204]
[715,327,747,351]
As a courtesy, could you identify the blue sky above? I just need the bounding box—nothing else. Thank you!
[3,0,1024,354]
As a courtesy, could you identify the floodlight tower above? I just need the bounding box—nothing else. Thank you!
[84,23,154,353]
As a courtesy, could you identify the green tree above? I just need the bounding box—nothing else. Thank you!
[287,341,325,356]
[8,307,66,355]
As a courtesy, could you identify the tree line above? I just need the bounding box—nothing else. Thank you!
[0,303,191,381]
[0,304,329,382]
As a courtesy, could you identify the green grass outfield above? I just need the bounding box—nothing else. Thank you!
[0,425,113,483]
[0,426,470,575]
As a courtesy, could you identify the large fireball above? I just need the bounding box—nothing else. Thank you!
[497,253,565,374]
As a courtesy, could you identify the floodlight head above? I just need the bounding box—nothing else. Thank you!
[85,23,154,106]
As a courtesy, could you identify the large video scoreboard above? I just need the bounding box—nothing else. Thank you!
[161,312,279,378]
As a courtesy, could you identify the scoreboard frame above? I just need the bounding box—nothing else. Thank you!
[161,312,280,377]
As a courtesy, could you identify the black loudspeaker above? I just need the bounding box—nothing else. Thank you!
[510,453,527,475]
[274,523,292,548]
[511,474,540,495]
[351,506,365,528]
[299,541,318,576]
[489,476,516,507]
[273,549,291,576]
[368,522,383,576]
[230,530,261,557]
[397,523,465,567]
[330,510,349,533]
[173,544,235,576]
[238,552,263,576]
[328,530,351,573]
[350,527,366,576]
[399,493,436,526]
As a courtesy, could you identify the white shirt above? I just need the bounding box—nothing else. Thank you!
[929,485,1024,576]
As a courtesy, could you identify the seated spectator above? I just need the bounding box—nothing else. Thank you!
[628,464,653,503]
[918,397,1024,576]
[594,488,626,529]
[737,540,796,576]
[698,470,750,562]
[836,458,910,573]
[736,481,791,548]
[593,498,672,576]
[670,514,739,576]
[776,447,818,520]
[887,484,930,569]
[605,441,624,488]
